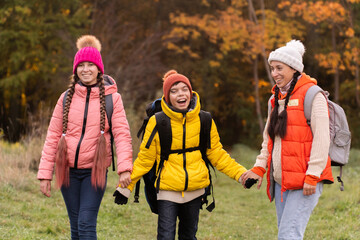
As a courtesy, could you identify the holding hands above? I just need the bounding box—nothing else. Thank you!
[114,171,131,205]
[240,170,263,189]
[113,187,128,205]
[118,171,131,188]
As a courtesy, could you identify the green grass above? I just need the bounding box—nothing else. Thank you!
[0,144,359,239]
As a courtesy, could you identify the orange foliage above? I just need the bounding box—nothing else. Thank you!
[279,1,346,25]
[258,79,270,88]
[315,52,343,74]
[166,0,359,83]
[167,1,305,65]
[345,27,355,38]
[209,60,221,67]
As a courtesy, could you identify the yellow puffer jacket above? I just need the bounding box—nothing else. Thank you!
[127,91,247,192]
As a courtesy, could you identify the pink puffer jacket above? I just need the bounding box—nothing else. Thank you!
[37,76,133,180]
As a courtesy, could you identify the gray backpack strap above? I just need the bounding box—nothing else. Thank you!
[303,85,323,125]
[268,94,274,116]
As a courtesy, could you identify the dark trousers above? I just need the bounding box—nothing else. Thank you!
[157,196,202,240]
[61,168,107,240]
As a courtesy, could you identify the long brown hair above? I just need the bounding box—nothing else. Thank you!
[267,71,301,140]
[91,75,107,189]
[55,74,107,189]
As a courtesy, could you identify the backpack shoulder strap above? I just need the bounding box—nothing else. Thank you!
[105,94,113,126]
[134,111,169,201]
[199,110,212,150]
[105,94,115,171]
[199,110,215,212]
[199,110,214,171]
[155,111,171,162]
[304,85,323,125]
[268,94,274,116]
[154,111,171,192]
[62,89,69,112]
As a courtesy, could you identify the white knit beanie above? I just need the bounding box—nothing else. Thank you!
[268,40,306,73]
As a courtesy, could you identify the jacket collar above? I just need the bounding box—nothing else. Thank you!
[271,73,317,99]
[75,74,118,98]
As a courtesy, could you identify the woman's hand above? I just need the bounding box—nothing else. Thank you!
[240,170,263,189]
[303,183,316,196]
[118,171,131,188]
[40,179,51,197]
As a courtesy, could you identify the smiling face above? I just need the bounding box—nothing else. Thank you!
[169,82,191,111]
[270,61,297,89]
[76,61,100,85]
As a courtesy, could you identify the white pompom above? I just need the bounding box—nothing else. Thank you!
[286,40,305,56]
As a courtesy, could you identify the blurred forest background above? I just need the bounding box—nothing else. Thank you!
[1,0,360,148]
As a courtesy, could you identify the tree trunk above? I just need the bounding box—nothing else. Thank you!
[356,57,360,106]
[247,0,274,85]
[332,26,340,102]
[259,0,274,86]
[253,57,264,133]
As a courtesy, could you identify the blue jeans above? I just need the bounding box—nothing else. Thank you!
[157,196,202,240]
[61,168,107,240]
[275,182,323,240]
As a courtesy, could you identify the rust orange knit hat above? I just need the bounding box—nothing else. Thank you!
[162,70,192,103]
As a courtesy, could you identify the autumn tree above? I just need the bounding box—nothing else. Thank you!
[0,0,91,141]
[1,0,359,148]
[277,0,360,146]
[278,0,356,102]
[164,0,305,144]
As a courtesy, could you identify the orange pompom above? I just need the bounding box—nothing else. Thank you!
[163,70,178,81]
[76,35,102,52]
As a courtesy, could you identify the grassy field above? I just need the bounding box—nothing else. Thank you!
[0,142,359,240]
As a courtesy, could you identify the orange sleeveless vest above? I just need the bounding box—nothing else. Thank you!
[266,74,333,200]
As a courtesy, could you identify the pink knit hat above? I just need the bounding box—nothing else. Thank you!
[163,70,192,103]
[73,35,104,74]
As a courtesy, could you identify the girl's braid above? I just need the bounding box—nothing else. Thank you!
[274,72,299,138]
[98,75,106,132]
[92,74,107,189]
[268,86,280,140]
[62,75,79,134]
[283,72,300,111]
[268,71,301,139]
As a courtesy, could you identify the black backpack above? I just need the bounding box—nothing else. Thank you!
[134,98,215,214]
[62,75,116,171]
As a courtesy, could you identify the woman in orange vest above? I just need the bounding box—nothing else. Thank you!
[241,40,333,240]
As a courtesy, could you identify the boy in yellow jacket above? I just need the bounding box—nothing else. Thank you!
[114,70,247,240]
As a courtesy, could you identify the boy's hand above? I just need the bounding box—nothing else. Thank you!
[113,188,128,205]
[244,178,258,189]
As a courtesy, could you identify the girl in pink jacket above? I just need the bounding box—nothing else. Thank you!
[37,35,133,239]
